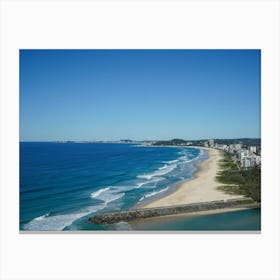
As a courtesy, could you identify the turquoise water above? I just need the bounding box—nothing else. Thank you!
[20,142,206,231]
[129,208,261,231]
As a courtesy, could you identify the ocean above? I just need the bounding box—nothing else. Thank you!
[20,142,261,231]
[20,142,206,231]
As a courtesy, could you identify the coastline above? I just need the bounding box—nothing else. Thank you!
[128,207,261,231]
[89,199,260,225]
[129,206,257,227]
[141,147,244,209]
[85,145,259,228]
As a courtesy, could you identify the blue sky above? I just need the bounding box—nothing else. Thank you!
[20,50,260,141]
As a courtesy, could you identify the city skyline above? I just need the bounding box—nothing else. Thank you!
[20,49,261,141]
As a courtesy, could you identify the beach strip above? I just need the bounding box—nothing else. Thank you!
[141,147,244,208]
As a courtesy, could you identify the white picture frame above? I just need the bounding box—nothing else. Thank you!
[0,0,279,279]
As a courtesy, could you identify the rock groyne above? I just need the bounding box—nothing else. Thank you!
[88,198,260,224]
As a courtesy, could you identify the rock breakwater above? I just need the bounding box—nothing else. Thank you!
[88,198,260,224]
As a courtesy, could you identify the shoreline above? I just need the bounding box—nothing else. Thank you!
[129,206,259,227]
[132,146,207,209]
[86,145,261,228]
[141,147,244,209]
[88,199,260,225]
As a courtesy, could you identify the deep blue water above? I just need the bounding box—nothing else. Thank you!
[20,142,206,230]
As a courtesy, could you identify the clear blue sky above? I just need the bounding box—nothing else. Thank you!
[20,50,260,141]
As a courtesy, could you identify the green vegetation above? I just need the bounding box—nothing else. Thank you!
[232,199,256,205]
[216,152,261,202]
[214,138,261,146]
[153,138,205,146]
[153,139,188,146]
[152,138,261,147]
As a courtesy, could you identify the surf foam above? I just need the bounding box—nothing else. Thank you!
[91,187,110,199]
[139,187,169,202]
[137,163,177,180]
[23,204,106,231]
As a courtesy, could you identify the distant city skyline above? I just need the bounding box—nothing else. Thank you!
[20,50,261,141]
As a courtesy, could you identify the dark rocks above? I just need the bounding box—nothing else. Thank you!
[88,198,260,224]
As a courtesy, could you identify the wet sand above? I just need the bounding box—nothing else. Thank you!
[142,148,244,208]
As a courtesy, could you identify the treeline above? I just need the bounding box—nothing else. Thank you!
[153,138,206,146]
[152,138,261,147]
[216,152,261,202]
[214,138,261,147]
[153,139,189,146]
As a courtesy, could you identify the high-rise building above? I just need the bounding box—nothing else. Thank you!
[241,157,251,168]
[234,143,242,151]
[255,155,261,165]
[250,146,257,153]
[240,149,249,159]
[208,139,214,147]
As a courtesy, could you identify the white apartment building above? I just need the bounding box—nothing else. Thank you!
[250,146,257,153]
[241,157,252,168]
[240,149,249,158]
[234,143,242,151]
[208,139,214,147]
[255,155,261,165]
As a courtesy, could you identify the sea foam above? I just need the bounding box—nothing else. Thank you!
[136,176,165,188]
[137,163,177,180]
[164,159,179,164]
[91,187,110,199]
[139,187,169,202]
[91,187,125,205]
[23,204,105,231]
[21,144,204,231]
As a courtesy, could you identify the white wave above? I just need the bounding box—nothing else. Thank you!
[179,156,188,160]
[91,186,125,205]
[136,176,165,188]
[23,213,87,231]
[91,187,110,199]
[113,222,133,230]
[141,185,157,190]
[33,213,49,221]
[137,164,177,180]
[164,159,179,164]
[86,204,106,213]
[179,157,194,164]
[139,187,169,202]
[149,176,165,184]
[23,204,105,231]
[189,149,205,161]
[24,185,130,231]
[159,164,168,170]
[104,193,125,205]
[136,181,147,188]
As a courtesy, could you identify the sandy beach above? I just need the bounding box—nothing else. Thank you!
[142,147,244,209]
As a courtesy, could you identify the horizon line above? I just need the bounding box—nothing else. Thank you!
[20,137,261,142]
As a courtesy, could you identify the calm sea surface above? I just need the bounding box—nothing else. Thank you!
[129,208,261,231]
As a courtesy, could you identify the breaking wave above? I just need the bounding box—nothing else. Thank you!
[139,187,169,202]
[23,204,106,231]
[137,164,177,180]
